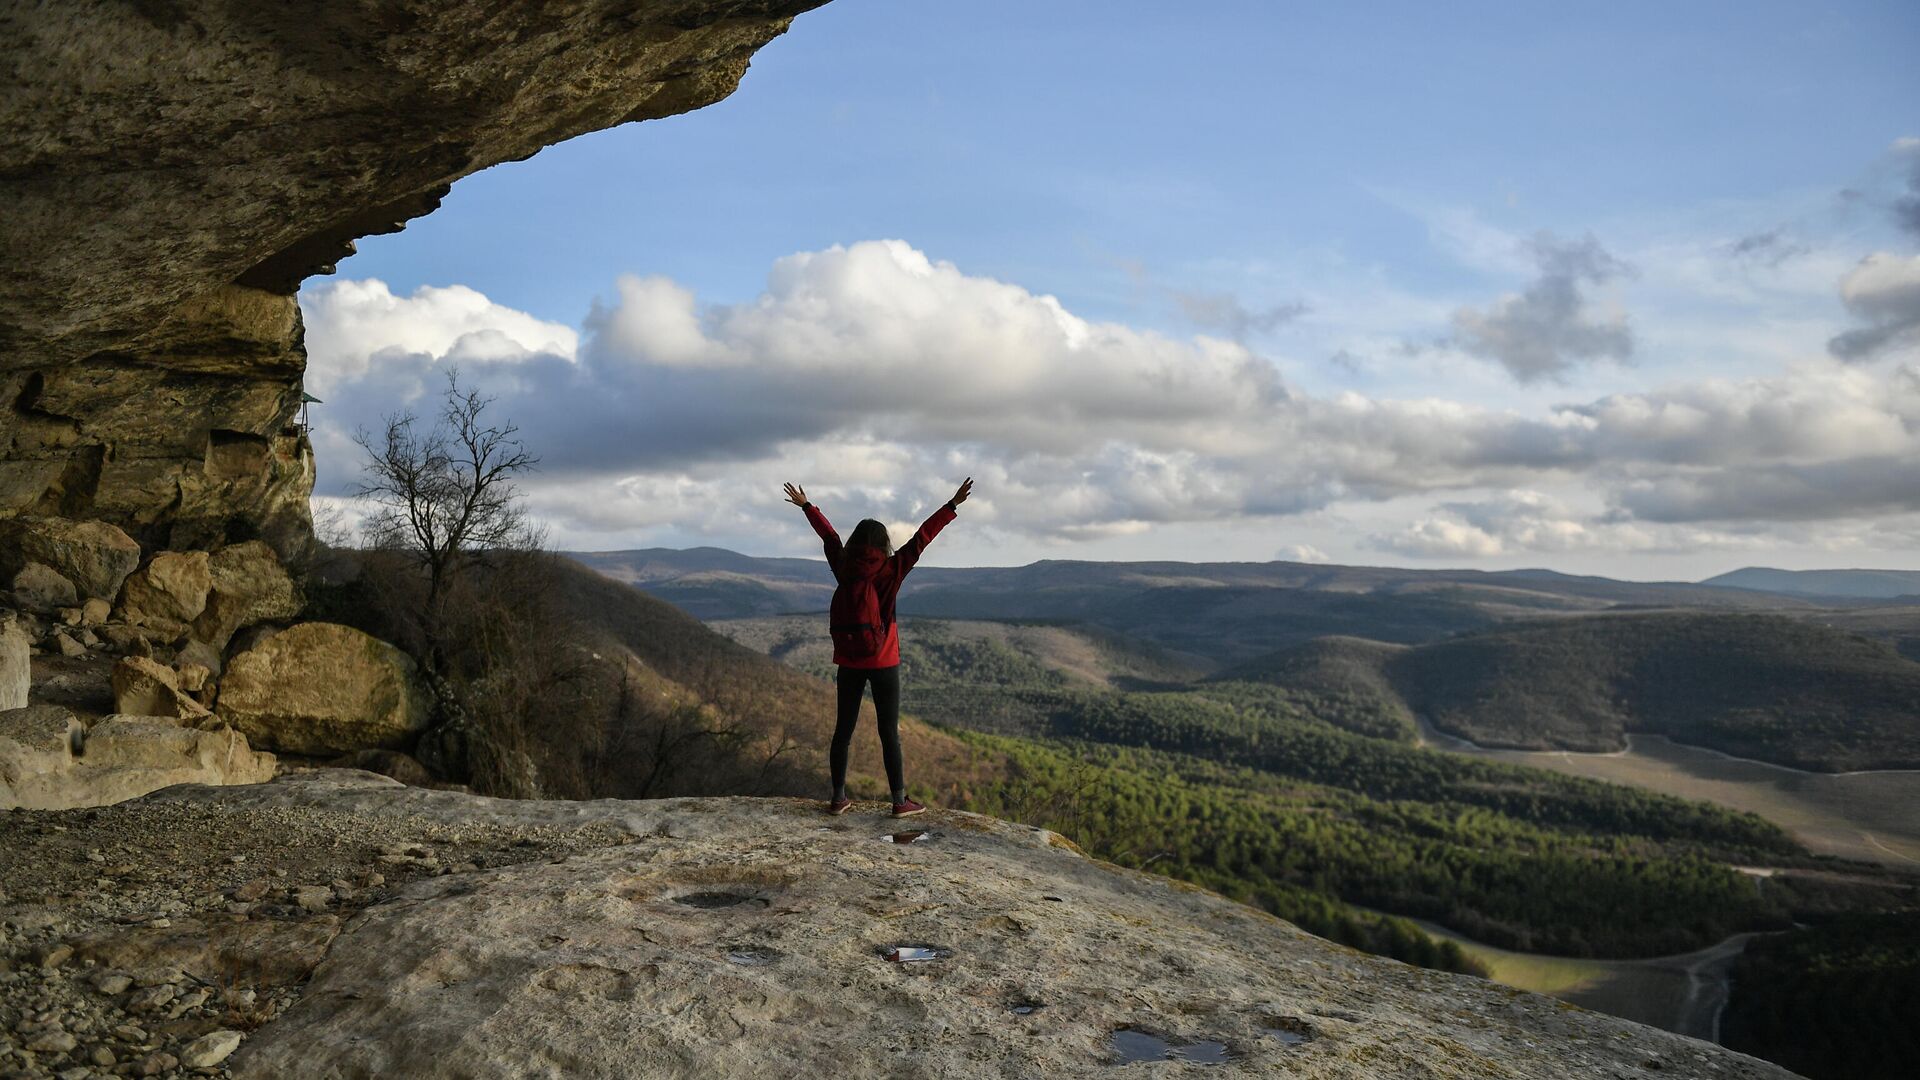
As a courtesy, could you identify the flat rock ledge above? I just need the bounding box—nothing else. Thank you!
[79,771,1798,1080]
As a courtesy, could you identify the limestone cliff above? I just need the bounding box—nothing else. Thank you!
[0,770,1804,1079]
[0,0,826,555]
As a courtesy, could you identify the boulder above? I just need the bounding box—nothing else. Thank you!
[179,540,302,672]
[0,714,277,809]
[81,596,111,625]
[112,655,212,721]
[0,516,143,600]
[98,622,154,656]
[176,661,212,694]
[0,705,87,806]
[215,623,432,756]
[327,748,436,787]
[118,550,212,638]
[1,619,28,710]
[11,560,78,613]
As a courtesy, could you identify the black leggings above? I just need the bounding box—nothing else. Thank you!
[832,664,903,797]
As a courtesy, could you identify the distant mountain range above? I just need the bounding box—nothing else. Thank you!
[1701,567,1920,600]
[567,547,1838,664]
[565,546,1920,772]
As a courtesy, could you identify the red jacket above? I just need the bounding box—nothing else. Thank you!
[804,501,957,668]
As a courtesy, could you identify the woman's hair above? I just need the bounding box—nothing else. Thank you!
[847,518,894,555]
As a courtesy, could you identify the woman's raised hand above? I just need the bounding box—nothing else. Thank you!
[950,477,973,506]
[783,482,808,507]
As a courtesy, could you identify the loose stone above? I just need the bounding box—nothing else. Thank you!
[26,1030,77,1053]
[180,1030,243,1068]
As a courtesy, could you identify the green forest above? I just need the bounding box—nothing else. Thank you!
[723,615,1829,965]
[1720,913,1920,1080]
[1226,612,1920,771]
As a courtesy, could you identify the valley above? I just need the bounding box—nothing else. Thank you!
[594,546,1919,1075]
[1415,716,1920,866]
[1391,916,1764,1043]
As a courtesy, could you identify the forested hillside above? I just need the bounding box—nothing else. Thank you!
[1222,612,1920,771]
[1720,912,1920,1080]
[307,553,1007,802]
[714,615,1821,963]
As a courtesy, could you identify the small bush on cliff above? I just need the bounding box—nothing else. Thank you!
[318,371,822,800]
[351,366,542,666]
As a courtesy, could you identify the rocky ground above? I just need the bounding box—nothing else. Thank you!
[3,770,1805,1079]
[0,771,632,1078]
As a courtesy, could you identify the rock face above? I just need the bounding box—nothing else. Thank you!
[104,771,1797,1080]
[0,516,142,599]
[111,655,213,720]
[9,561,76,614]
[0,0,829,556]
[215,622,432,755]
[116,550,212,640]
[0,619,27,709]
[179,540,303,672]
[0,707,275,810]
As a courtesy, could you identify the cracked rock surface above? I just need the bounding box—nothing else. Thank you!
[8,771,1805,1079]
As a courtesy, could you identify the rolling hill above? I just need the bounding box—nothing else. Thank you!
[1224,612,1920,771]
[1704,567,1920,600]
[569,548,1831,666]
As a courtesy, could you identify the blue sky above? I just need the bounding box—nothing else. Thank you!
[306,0,1920,578]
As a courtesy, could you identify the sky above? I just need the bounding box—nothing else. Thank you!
[303,0,1920,580]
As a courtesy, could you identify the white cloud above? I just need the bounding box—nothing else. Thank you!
[1565,361,1918,467]
[301,279,578,397]
[299,241,1920,562]
[1278,543,1330,564]
[1374,516,1506,559]
[1369,490,1767,559]
[1450,232,1635,383]
[1829,252,1920,360]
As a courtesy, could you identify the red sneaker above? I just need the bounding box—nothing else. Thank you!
[827,797,853,815]
[891,797,926,818]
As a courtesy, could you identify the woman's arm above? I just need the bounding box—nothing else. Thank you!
[895,477,971,577]
[786,482,842,568]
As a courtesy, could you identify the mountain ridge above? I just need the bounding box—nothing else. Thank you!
[1703,567,1920,601]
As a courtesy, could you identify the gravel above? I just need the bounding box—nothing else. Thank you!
[0,790,635,1078]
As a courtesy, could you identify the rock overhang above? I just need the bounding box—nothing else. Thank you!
[0,0,829,552]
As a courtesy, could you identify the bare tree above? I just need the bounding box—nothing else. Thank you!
[351,367,542,648]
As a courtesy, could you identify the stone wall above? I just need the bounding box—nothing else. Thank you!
[2,287,315,560]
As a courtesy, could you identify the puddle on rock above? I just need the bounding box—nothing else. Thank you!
[724,947,780,966]
[1264,1020,1314,1046]
[1169,1041,1232,1064]
[1010,1002,1044,1015]
[1108,1030,1170,1064]
[1107,1028,1235,1066]
[673,891,766,909]
[882,830,932,844]
[882,944,952,962]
